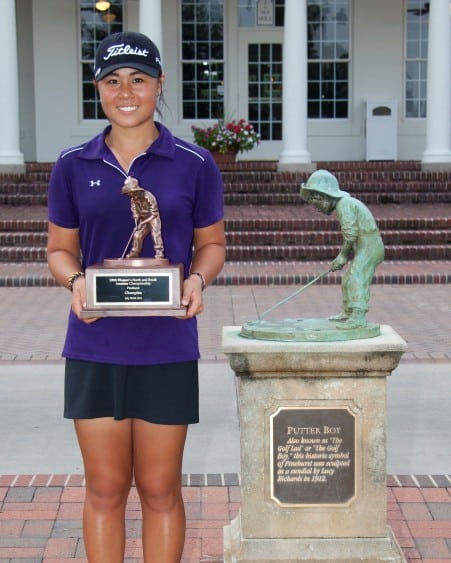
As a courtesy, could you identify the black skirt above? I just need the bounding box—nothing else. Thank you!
[64,358,199,425]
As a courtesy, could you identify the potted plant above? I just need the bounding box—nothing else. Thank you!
[191,119,260,163]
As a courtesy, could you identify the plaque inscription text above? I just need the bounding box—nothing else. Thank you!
[95,274,171,305]
[270,407,355,505]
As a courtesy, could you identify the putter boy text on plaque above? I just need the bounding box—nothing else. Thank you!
[81,176,186,317]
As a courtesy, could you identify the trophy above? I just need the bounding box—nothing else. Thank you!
[80,176,186,317]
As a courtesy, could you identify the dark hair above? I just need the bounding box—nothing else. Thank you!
[155,76,168,120]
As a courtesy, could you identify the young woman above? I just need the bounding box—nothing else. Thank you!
[47,31,225,562]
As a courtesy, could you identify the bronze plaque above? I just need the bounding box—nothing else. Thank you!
[270,407,355,505]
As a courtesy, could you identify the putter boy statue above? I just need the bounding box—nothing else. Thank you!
[300,170,384,330]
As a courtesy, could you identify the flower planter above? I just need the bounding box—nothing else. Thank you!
[192,119,260,165]
[211,150,237,167]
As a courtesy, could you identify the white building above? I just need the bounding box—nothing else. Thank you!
[1,0,450,172]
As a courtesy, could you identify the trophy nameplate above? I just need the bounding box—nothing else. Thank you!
[80,176,187,318]
[80,258,186,318]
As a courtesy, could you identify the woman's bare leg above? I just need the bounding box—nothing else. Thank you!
[75,418,133,563]
[132,419,188,563]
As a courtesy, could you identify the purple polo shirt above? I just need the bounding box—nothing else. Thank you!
[48,123,224,365]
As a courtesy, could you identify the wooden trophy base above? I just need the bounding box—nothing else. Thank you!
[80,258,187,318]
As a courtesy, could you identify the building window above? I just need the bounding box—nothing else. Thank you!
[405,0,428,118]
[307,0,349,119]
[238,0,285,27]
[181,0,225,119]
[248,44,283,140]
[80,0,124,120]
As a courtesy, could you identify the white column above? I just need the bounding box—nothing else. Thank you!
[139,0,163,56]
[421,0,451,169]
[0,0,25,171]
[278,0,314,171]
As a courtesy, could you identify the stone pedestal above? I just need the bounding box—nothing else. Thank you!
[222,324,408,563]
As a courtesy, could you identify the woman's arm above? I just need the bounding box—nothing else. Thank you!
[181,219,226,318]
[47,221,97,322]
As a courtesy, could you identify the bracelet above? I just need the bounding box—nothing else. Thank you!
[190,271,206,290]
[67,271,85,292]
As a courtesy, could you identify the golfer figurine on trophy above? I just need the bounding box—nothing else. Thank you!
[120,176,165,260]
[81,176,186,318]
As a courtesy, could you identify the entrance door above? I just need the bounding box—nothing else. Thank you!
[238,30,283,159]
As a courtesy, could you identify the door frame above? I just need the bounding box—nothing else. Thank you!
[236,28,284,160]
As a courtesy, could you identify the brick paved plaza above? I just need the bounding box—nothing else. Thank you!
[0,283,450,561]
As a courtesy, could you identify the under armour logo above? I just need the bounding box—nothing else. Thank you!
[90,180,101,187]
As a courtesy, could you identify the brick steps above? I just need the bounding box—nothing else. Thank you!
[0,218,47,231]
[0,247,47,262]
[219,261,451,285]
[1,244,449,263]
[0,161,450,286]
[2,228,448,245]
[225,245,449,261]
[224,181,449,194]
[226,230,450,245]
[5,192,448,206]
[1,211,449,232]
[0,182,48,192]
[0,232,48,245]
[224,191,451,205]
[1,260,450,287]
[225,216,451,231]
[0,194,48,206]
[221,170,450,181]
[1,223,449,262]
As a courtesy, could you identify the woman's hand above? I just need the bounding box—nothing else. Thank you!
[178,218,226,319]
[71,276,100,324]
[47,222,100,324]
[180,274,204,319]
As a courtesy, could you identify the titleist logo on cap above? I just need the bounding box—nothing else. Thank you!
[104,43,150,60]
[94,32,162,79]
